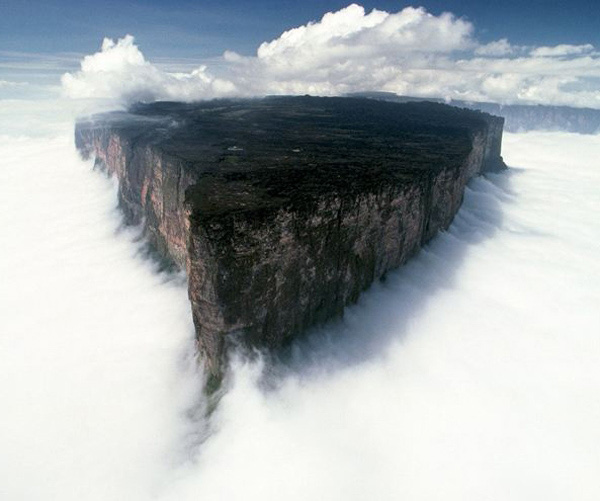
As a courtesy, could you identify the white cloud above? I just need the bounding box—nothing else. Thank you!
[5,107,600,499]
[225,4,476,96]
[255,4,473,61]
[0,116,204,500]
[530,43,595,57]
[231,5,599,107]
[61,35,237,105]
[0,79,28,87]
[61,5,600,109]
[475,39,516,56]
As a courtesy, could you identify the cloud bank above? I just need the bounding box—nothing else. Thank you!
[0,119,206,500]
[62,4,600,108]
[3,102,600,499]
[61,35,237,104]
[161,131,600,501]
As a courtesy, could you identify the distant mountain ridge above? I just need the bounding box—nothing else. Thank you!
[347,92,600,134]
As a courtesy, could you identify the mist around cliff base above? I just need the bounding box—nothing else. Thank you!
[1,102,599,500]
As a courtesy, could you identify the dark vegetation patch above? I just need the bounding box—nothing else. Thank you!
[80,96,490,222]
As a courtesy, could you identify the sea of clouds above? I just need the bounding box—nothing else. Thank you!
[1,98,599,500]
[1,3,600,500]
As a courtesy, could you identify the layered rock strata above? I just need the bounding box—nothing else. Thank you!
[75,96,505,375]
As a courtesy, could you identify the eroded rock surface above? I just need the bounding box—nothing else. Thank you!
[75,96,505,375]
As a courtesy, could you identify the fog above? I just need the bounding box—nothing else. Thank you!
[1,101,599,500]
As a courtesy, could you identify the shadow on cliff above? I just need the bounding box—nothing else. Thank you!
[256,167,521,388]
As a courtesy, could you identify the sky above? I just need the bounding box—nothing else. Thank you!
[1,1,599,108]
[1,2,600,500]
[2,0,599,56]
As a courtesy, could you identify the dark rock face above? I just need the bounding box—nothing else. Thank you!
[75,96,505,375]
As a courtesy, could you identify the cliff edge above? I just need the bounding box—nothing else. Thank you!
[75,96,505,377]
[347,92,600,134]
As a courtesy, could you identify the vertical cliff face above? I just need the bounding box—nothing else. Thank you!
[76,126,195,269]
[76,96,505,376]
[185,179,428,371]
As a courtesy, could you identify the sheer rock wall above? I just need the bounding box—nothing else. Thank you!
[76,96,505,375]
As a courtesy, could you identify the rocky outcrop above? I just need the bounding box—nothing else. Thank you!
[76,96,505,377]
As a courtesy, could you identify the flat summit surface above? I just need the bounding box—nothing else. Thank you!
[83,96,491,219]
[76,95,504,375]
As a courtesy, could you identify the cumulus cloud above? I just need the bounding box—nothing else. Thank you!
[61,4,600,109]
[61,35,237,105]
[225,4,476,96]
[474,38,516,56]
[530,43,595,57]
[255,4,473,59]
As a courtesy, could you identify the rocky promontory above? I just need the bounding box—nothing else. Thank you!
[75,96,505,378]
[348,92,600,134]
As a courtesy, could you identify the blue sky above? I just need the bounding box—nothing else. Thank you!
[2,0,598,58]
[2,1,599,107]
